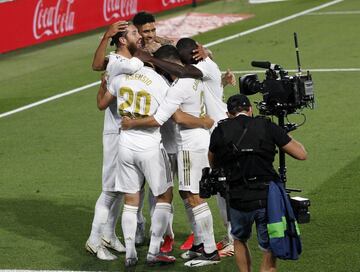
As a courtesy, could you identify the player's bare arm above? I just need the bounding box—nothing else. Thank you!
[154,36,174,46]
[143,36,174,53]
[92,21,128,71]
[134,49,203,79]
[121,115,160,130]
[97,75,115,110]
[192,44,209,61]
[172,110,214,129]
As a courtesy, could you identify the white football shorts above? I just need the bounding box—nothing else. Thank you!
[177,150,209,194]
[116,145,173,196]
[102,133,119,192]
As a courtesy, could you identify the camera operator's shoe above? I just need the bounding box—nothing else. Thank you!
[184,250,221,267]
[146,252,176,266]
[160,235,174,253]
[102,236,126,253]
[125,257,138,268]
[135,221,146,246]
[85,240,117,261]
[180,233,194,250]
[180,243,203,260]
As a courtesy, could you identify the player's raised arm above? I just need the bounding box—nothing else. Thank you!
[92,21,128,71]
[134,49,203,79]
[192,43,210,61]
[97,74,115,110]
[154,36,174,46]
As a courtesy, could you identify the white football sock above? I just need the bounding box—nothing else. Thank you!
[122,204,138,259]
[216,193,233,242]
[183,198,200,245]
[193,202,217,253]
[165,204,174,238]
[216,193,228,225]
[102,192,123,239]
[88,191,117,246]
[148,202,172,255]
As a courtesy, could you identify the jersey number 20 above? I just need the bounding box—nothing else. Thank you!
[118,87,151,118]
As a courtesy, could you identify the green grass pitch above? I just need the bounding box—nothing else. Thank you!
[0,0,360,271]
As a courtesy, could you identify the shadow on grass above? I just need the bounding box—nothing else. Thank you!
[0,197,237,271]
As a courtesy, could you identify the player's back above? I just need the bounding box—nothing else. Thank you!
[194,57,227,125]
[103,52,143,134]
[170,78,210,152]
[109,66,169,151]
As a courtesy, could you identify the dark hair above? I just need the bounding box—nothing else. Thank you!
[153,45,181,62]
[228,105,250,115]
[132,11,155,26]
[110,31,127,47]
[176,38,197,64]
[227,94,251,115]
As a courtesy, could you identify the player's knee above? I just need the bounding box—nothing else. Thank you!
[157,187,173,203]
[185,194,204,207]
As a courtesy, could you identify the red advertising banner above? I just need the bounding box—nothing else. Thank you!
[0,0,199,53]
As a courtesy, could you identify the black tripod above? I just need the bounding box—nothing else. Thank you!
[277,110,301,192]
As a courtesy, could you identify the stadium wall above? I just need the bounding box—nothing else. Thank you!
[0,0,202,53]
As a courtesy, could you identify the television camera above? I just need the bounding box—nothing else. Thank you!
[200,33,311,223]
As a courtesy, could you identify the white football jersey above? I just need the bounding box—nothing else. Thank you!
[154,78,210,152]
[109,66,169,151]
[194,57,227,127]
[103,52,143,134]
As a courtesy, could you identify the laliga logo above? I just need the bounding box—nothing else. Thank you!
[103,0,138,22]
[33,0,75,40]
[162,0,186,7]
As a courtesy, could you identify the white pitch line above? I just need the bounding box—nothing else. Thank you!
[0,0,344,119]
[228,68,360,74]
[0,81,100,119]
[307,11,360,15]
[2,67,357,119]
[204,0,343,47]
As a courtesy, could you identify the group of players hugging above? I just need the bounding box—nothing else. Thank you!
[85,11,237,268]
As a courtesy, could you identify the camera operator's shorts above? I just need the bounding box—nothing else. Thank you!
[229,207,270,251]
[116,145,173,196]
[178,150,209,194]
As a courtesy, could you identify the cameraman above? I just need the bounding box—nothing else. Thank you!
[208,94,307,272]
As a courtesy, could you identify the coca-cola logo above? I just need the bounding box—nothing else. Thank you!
[103,0,138,22]
[162,0,187,7]
[33,0,75,40]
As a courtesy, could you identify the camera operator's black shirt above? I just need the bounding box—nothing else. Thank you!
[209,114,291,181]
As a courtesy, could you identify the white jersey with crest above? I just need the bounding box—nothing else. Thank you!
[108,66,169,151]
[194,57,227,127]
[103,52,143,134]
[154,78,210,152]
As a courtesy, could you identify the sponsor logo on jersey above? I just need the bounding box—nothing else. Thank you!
[33,0,75,40]
[103,0,138,22]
